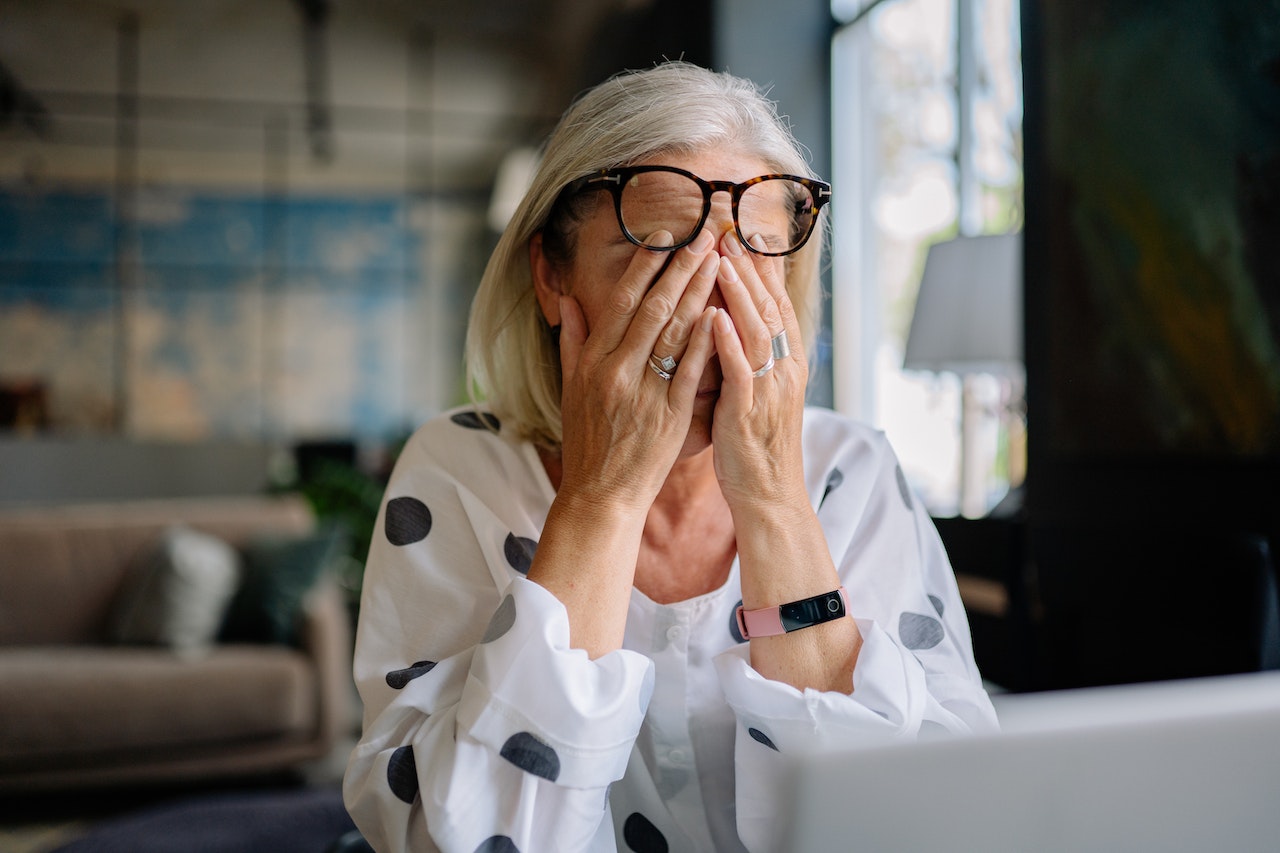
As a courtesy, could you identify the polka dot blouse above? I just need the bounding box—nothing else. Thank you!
[343,406,998,852]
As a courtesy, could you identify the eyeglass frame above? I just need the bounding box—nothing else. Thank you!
[559,165,833,258]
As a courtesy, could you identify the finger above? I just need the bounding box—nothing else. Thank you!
[558,294,587,385]
[712,309,754,414]
[667,306,718,402]
[586,230,676,355]
[619,229,717,359]
[724,231,786,331]
[717,240,777,374]
[649,250,719,367]
[745,233,790,301]
[745,233,804,358]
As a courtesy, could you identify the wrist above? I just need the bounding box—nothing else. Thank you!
[736,587,849,639]
[551,483,651,529]
[727,489,814,537]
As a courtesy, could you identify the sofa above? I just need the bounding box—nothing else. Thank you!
[0,494,355,792]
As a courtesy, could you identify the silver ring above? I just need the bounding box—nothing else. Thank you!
[770,330,791,361]
[752,356,776,378]
[650,353,678,374]
[648,354,674,381]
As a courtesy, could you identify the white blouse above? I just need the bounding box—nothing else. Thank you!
[343,406,998,853]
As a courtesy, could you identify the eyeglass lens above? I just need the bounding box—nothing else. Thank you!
[617,172,816,254]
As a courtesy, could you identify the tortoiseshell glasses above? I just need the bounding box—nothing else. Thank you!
[562,165,832,257]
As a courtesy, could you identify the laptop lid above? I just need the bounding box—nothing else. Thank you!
[780,672,1280,852]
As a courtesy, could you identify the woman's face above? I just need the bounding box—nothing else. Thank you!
[535,147,781,458]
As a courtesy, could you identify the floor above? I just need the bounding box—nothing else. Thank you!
[0,738,355,853]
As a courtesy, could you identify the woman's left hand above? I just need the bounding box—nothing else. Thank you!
[710,231,810,514]
[711,231,863,693]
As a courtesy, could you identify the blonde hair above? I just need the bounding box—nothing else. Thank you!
[465,61,826,451]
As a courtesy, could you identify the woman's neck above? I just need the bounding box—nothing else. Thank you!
[538,444,736,603]
[638,450,736,603]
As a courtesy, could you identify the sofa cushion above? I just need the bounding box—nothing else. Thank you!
[220,526,344,646]
[0,496,316,646]
[107,526,243,655]
[0,645,317,768]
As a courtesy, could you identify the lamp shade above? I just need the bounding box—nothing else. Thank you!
[487,147,540,233]
[903,233,1023,376]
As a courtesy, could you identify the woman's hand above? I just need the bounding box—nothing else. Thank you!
[711,233,861,693]
[709,231,810,513]
[555,229,720,513]
[530,230,720,657]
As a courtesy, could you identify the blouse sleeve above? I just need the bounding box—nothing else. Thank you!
[713,424,999,851]
[342,423,654,853]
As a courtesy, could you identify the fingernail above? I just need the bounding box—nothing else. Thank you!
[701,307,717,332]
[717,256,738,282]
[722,233,744,256]
[649,230,675,248]
[699,253,719,277]
[749,233,768,252]
[688,230,714,253]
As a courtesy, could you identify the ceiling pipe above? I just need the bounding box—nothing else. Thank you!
[295,0,333,162]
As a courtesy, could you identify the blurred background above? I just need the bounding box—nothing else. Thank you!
[0,0,726,476]
[2,2,1279,848]
[2,0,1278,704]
[1,0,1026,516]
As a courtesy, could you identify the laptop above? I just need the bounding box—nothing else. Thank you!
[780,671,1280,852]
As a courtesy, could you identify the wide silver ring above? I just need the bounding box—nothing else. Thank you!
[770,330,791,361]
[752,356,776,378]
[648,353,675,381]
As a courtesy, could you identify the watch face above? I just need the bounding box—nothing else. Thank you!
[779,590,846,633]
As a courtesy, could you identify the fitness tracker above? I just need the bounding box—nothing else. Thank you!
[736,587,849,639]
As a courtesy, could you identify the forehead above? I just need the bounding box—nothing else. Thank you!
[630,148,776,183]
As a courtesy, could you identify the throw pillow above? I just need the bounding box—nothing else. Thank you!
[220,525,345,646]
[108,525,243,655]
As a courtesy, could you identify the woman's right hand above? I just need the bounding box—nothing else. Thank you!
[554,230,720,514]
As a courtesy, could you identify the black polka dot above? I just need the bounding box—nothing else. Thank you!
[820,467,844,508]
[748,727,779,751]
[900,612,945,650]
[473,837,519,853]
[385,496,432,546]
[387,745,418,803]
[499,731,560,782]
[385,660,437,689]
[482,595,516,643]
[729,600,746,644]
[451,410,501,431]
[929,594,945,616]
[895,465,914,512]
[503,533,537,574]
[623,812,669,853]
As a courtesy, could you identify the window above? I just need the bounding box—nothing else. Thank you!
[831,0,1023,515]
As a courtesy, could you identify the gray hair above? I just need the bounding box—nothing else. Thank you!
[465,61,825,451]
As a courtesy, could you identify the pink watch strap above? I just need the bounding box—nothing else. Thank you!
[736,587,849,640]
[737,603,786,639]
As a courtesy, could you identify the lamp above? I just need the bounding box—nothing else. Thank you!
[903,233,1023,516]
[487,147,540,233]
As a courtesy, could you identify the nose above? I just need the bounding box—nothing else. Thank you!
[704,191,737,248]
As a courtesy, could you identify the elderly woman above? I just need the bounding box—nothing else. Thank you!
[344,61,997,853]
